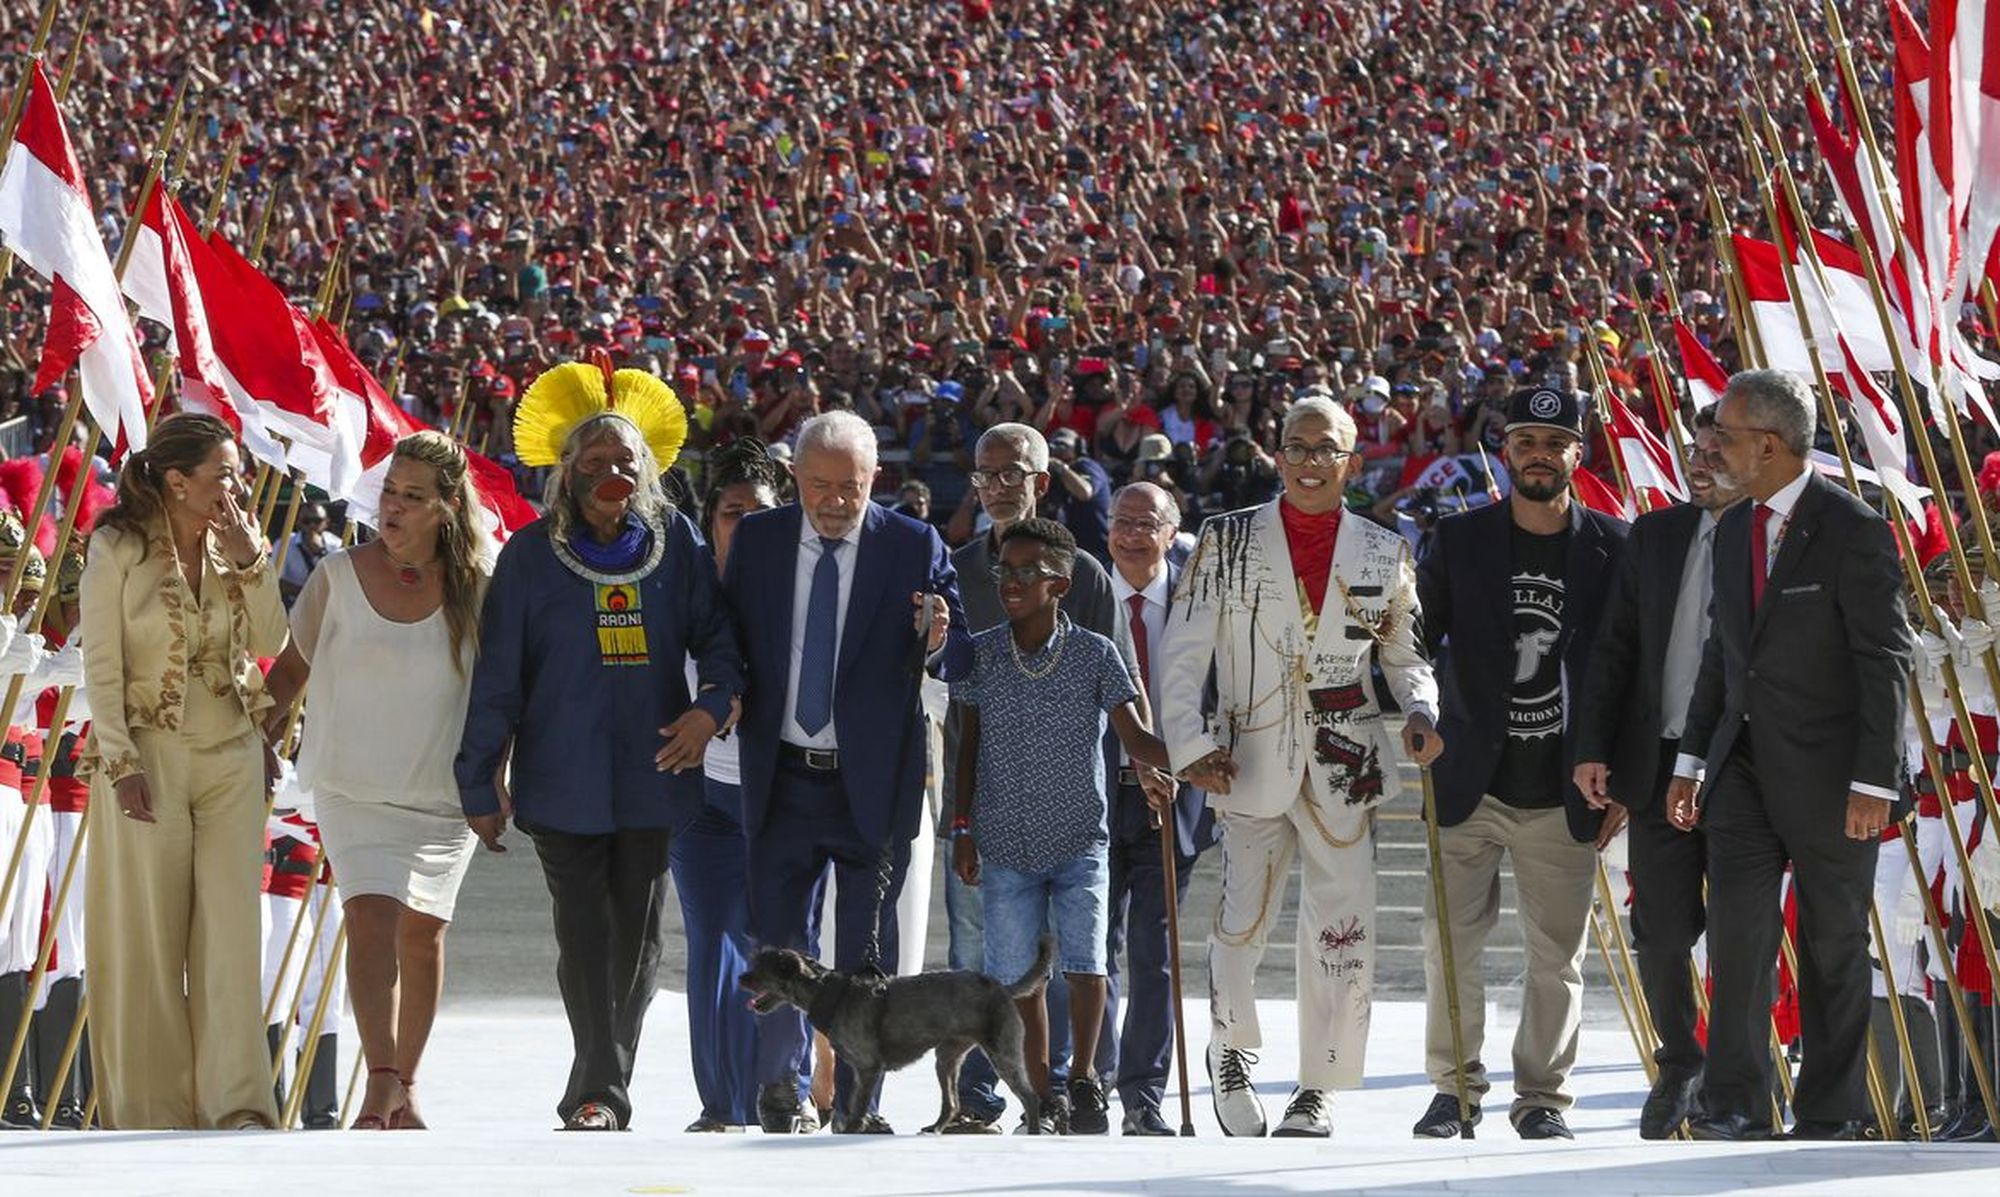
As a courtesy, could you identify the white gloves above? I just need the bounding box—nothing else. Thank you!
[1892,876,1929,945]
[0,629,42,679]
[30,642,84,689]
[1971,831,2000,917]
[1954,616,1996,670]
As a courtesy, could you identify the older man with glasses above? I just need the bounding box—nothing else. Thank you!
[1160,396,1441,1138]
[940,422,1142,1134]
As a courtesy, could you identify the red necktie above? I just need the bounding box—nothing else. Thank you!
[1127,592,1151,695]
[1751,503,1774,609]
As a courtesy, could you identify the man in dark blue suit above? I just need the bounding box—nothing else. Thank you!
[1100,481,1216,1135]
[725,410,973,1134]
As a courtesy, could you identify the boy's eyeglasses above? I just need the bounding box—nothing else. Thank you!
[996,564,1065,585]
[1279,442,1354,467]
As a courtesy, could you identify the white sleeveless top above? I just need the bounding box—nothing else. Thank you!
[291,550,476,812]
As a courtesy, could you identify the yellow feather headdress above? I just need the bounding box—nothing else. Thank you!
[514,353,689,471]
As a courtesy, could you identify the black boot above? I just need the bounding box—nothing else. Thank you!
[266,1024,287,1116]
[33,977,82,1126]
[0,971,40,1129]
[1940,999,1997,1142]
[301,1034,339,1129]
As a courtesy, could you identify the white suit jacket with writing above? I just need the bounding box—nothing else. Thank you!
[1159,500,1438,820]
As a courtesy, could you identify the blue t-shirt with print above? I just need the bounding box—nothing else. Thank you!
[953,617,1137,872]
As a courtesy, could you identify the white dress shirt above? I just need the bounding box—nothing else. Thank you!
[1111,565,1170,767]
[1659,511,1718,740]
[1672,466,1896,802]
[780,515,863,750]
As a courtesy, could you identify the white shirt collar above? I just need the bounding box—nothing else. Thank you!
[1760,464,1812,519]
[800,507,866,549]
[1111,564,1171,607]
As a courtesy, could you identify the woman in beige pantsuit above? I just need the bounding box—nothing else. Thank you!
[80,414,289,1130]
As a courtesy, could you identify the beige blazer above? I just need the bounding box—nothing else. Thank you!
[1158,500,1438,820]
[79,521,288,782]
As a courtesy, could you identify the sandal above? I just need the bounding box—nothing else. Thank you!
[352,1067,405,1130]
[387,1072,426,1130]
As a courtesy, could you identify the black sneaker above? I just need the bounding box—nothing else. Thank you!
[1412,1091,1480,1138]
[756,1082,820,1135]
[1514,1107,1573,1140]
[1067,1076,1110,1135]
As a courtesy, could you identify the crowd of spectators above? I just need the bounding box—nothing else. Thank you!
[2,0,1990,552]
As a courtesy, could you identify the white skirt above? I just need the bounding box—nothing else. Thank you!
[315,789,477,922]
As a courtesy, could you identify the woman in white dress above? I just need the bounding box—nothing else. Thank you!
[265,431,490,1129]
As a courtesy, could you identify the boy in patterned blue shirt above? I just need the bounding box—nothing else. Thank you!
[950,518,1174,1134]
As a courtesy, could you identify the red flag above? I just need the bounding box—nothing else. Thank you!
[31,276,101,394]
[1570,467,1633,520]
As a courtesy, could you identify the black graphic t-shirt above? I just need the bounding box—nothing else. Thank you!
[1489,524,1569,809]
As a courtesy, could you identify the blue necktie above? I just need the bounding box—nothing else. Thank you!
[795,536,843,736]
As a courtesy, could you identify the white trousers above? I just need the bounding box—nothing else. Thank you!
[45,808,85,982]
[1208,786,1375,1091]
[0,785,50,974]
[260,888,347,1038]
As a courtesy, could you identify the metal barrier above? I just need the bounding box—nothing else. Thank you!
[0,416,32,460]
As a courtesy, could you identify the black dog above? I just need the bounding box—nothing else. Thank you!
[739,936,1054,1134]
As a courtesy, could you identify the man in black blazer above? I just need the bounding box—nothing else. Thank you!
[1573,407,1744,1137]
[1665,370,1913,1141]
[1413,386,1629,1141]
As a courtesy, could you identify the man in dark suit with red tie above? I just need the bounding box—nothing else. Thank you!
[1664,370,1914,1141]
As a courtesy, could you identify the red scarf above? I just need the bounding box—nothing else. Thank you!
[1279,497,1343,617]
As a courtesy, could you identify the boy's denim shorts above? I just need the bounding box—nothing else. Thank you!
[980,850,1109,985]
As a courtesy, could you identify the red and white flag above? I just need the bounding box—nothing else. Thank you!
[121,188,286,467]
[204,231,362,498]
[309,319,533,544]
[1731,234,1895,375]
[1601,390,1686,507]
[0,62,152,451]
[1672,319,1729,412]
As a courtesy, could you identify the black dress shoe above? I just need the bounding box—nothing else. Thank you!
[1121,1106,1176,1136]
[1788,1119,1872,1141]
[1640,1070,1702,1141]
[1688,1111,1775,1141]
[1937,1105,1996,1142]
[1514,1107,1573,1140]
[1412,1091,1480,1138]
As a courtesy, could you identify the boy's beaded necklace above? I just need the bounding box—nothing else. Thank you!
[1009,618,1067,679]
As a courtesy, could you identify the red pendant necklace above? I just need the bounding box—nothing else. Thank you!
[387,551,432,587]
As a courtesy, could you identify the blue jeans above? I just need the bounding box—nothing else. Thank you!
[981,852,1111,981]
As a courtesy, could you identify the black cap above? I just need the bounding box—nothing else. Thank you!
[1504,385,1585,439]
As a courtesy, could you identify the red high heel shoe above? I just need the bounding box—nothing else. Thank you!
[351,1067,406,1130]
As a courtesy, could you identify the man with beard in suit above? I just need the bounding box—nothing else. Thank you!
[1573,407,1745,1137]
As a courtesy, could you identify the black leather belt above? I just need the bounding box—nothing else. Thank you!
[0,742,23,767]
[1117,767,1140,788]
[778,743,841,773]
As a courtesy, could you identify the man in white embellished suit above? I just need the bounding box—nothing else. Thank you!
[1158,396,1441,1138]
